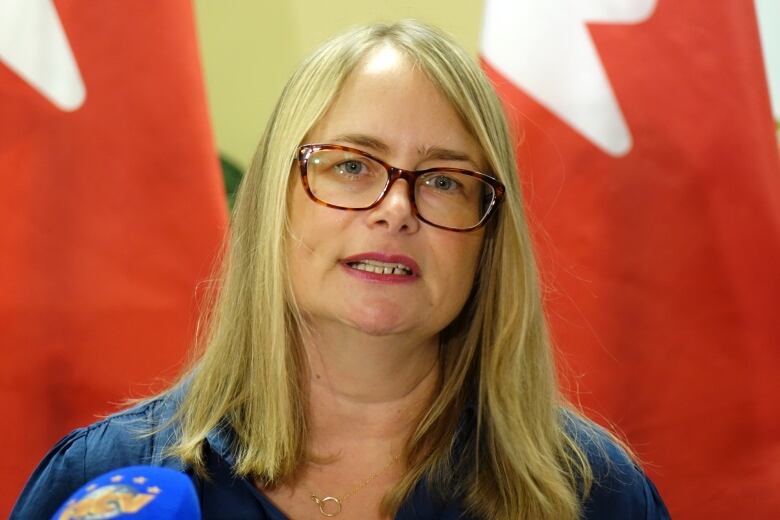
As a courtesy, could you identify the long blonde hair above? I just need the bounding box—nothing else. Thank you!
[171,20,601,519]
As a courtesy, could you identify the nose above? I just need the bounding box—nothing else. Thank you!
[366,178,421,234]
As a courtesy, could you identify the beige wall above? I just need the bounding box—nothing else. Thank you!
[193,1,485,169]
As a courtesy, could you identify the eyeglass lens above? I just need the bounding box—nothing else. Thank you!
[306,148,495,230]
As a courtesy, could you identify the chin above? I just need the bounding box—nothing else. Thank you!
[346,313,407,337]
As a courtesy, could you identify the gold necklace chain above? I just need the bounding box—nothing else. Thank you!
[308,454,401,517]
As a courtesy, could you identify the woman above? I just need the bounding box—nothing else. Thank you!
[12,21,669,520]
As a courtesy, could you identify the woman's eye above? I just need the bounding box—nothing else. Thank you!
[336,160,366,175]
[425,175,460,191]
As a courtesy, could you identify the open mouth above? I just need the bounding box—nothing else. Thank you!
[346,259,413,276]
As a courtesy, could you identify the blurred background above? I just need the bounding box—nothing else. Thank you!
[194,0,485,175]
[1,0,778,518]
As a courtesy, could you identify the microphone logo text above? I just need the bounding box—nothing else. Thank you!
[57,483,157,519]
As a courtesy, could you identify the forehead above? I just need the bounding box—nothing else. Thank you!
[306,45,484,167]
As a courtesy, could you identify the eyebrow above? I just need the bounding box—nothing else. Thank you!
[421,146,474,164]
[330,133,390,154]
[329,133,479,167]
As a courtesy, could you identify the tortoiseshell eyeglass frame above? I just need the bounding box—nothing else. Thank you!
[296,143,506,232]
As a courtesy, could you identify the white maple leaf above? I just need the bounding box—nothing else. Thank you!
[0,0,86,111]
[481,0,657,156]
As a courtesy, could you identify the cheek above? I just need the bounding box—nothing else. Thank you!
[445,233,483,280]
[288,184,325,307]
[431,233,484,311]
[288,177,311,240]
[288,185,354,285]
[289,180,330,260]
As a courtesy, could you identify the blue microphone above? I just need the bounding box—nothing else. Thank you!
[51,465,201,519]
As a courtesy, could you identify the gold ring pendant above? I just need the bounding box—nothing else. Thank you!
[312,495,342,517]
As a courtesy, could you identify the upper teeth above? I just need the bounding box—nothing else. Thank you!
[348,259,412,275]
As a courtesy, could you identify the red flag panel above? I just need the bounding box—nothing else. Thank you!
[482,0,780,517]
[0,1,226,514]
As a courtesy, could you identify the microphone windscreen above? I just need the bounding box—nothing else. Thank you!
[51,465,201,520]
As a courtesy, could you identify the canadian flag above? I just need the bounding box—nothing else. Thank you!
[482,0,780,518]
[0,0,226,514]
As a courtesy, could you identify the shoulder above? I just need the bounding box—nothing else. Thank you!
[10,391,184,520]
[563,413,671,520]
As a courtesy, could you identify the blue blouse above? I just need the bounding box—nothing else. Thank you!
[11,391,670,519]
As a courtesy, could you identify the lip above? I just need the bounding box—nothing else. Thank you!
[340,252,421,283]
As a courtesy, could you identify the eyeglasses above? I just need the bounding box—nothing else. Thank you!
[297,144,505,232]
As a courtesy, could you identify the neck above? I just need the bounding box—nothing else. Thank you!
[302,321,440,453]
